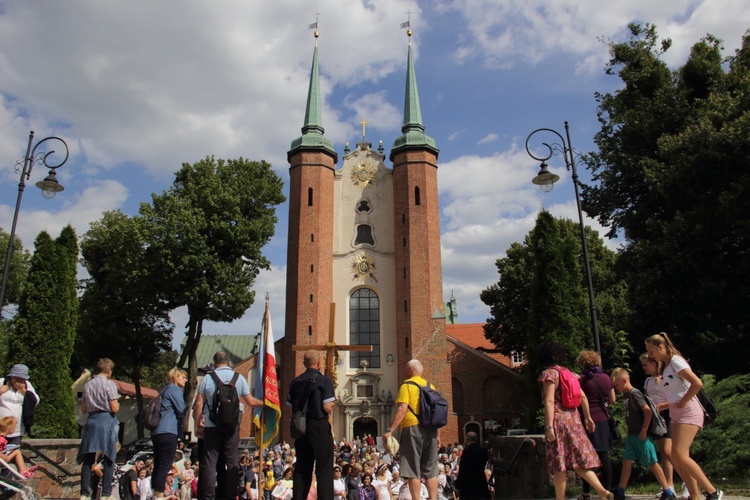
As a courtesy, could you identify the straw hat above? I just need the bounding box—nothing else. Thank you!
[385,435,399,455]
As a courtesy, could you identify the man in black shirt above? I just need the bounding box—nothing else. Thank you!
[287,350,335,500]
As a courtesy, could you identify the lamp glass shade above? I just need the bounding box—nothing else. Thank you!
[532,162,560,192]
[36,171,64,199]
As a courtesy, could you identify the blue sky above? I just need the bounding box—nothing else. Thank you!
[1,1,748,350]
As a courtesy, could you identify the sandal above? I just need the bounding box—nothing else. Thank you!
[21,465,38,478]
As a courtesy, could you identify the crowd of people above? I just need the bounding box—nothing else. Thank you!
[537,334,724,500]
[72,331,725,500]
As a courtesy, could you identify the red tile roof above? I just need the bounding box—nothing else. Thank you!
[446,323,515,368]
[112,379,158,399]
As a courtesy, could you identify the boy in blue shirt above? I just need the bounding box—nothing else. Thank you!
[611,368,676,500]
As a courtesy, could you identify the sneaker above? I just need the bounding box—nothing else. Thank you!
[705,490,724,500]
[681,484,690,499]
[80,496,92,500]
[659,491,677,500]
[613,492,626,500]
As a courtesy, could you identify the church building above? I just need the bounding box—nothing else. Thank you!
[279,30,525,446]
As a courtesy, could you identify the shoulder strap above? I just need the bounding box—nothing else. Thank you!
[230,372,240,386]
[589,375,611,417]
[405,380,423,417]
[209,370,222,388]
[299,378,316,412]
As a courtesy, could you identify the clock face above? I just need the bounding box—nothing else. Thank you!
[351,162,377,189]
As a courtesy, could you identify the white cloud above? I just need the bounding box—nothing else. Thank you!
[477,133,499,145]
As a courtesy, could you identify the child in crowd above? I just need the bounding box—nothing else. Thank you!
[0,416,37,478]
[610,368,676,500]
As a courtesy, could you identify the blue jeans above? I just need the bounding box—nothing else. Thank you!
[81,453,114,496]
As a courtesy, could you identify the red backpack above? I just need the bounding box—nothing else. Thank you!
[553,367,582,409]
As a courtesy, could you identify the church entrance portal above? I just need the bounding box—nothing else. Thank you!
[353,416,378,441]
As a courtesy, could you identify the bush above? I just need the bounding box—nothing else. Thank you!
[692,374,750,476]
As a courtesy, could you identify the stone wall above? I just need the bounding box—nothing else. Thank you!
[490,435,551,499]
[21,439,81,499]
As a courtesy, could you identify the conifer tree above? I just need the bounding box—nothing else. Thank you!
[8,226,78,438]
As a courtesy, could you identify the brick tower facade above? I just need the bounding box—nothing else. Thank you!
[281,38,338,439]
[390,39,456,443]
[281,33,456,444]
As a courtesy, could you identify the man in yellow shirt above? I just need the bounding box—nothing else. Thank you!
[382,359,439,500]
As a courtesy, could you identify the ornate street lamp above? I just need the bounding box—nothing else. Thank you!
[0,131,69,315]
[525,122,601,356]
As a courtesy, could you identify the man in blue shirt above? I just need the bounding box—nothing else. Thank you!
[193,352,263,500]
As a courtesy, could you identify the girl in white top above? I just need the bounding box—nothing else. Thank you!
[640,353,678,496]
[645,333,723,500]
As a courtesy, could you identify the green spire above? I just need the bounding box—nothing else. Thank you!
[390,43,438,160]
[289,45,337,161]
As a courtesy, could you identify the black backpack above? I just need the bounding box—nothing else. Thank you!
[209,371,241,431]
[406,380,449,429]
[140,389,165,432]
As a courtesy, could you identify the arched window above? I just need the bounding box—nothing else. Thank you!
[349,288,380,368]
[355,224,375,246]
[308,187,313,206]
[414,186,421,206]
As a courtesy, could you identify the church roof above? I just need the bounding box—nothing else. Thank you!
[446,323,518,368]
[182,334,259,370]
[288,40,337,161]
[390,38,438,160]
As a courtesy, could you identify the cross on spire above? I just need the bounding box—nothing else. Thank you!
[360,118,368,142]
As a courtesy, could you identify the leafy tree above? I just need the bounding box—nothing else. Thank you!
[0,228,32,315]
[582,24,750,376]
[76,211,174,436]
[7,227,79,438]
[481,215,629,369]
[139,156,285,418]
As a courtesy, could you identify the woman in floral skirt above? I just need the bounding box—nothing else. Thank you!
[538,341,613,500]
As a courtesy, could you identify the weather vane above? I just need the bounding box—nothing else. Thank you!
[309,12,320,43]
[400,11,412,42]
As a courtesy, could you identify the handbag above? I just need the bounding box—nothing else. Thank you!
[290,378,315,439]
[697,388,718,425]
[669,359,718,425]
[591,375,621,441]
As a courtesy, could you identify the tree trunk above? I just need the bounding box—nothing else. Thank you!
[180,316,203,433]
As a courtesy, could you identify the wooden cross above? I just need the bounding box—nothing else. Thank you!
[292,303,373,388]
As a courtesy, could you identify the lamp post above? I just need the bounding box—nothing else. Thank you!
[0,131,69,316]
[525,121,601,356]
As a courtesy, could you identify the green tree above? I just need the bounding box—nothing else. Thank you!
[76,211,174,436]
[139,156,284,416]
[582,24,750,376]
[0,228,32,315]
[482,212,631,430]
[481,215,629,369]
[7,227,78,438]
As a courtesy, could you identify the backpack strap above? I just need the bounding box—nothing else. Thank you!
[230,372,240,386]
[209,370,222,389]
[405,380,425,417]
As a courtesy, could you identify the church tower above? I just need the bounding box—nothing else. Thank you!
[283,30,455,443]
[390,33,453,427]
[282,32,338,422]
